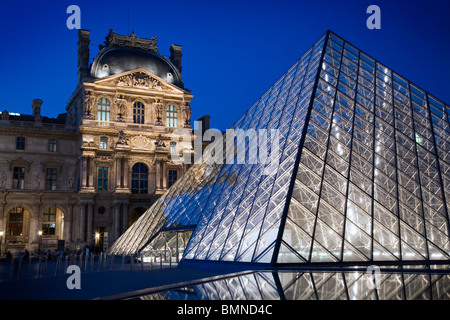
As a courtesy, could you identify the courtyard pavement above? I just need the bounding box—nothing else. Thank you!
[0,257,226,300]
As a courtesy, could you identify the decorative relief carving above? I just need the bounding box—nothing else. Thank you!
[104,29,158,52]
[130,134,153,150]
[0,172,6,190]
[116,72,163,91]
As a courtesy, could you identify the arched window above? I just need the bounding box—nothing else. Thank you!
[133,102,145,124]
[129,207,147,226]
[97,98,110,122]
[131,163,148,194]
[8,206,24,236]
[166,105,177,128]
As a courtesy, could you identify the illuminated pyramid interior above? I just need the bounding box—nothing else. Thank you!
[111,30,450,266]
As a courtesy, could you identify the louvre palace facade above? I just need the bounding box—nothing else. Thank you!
[0,29,194,254]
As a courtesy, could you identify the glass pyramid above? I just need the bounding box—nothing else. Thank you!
[110,30,450,266]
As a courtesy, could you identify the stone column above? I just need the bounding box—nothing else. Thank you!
[79,203,86,241]
[122,203,129,234]
[0,200,5,256]
[162,161,168,189]
[88,157,94,188]
[86,202,94,245]
[31,200,42,245]
[123,159,129,189]
[155,160,161,190]
[0,200,5,236]
[64,202,75,243]
[81,157,87,188]
[116,157,122,189]
[114,202,121,241]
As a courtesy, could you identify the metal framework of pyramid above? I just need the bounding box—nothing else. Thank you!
[110,30,450,266]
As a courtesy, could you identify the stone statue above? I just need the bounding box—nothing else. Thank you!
[84,92,95,118]
[117,130,129,146]
[183,102,191,127]
[155,134,166,148]
[68,176,75,190]
[114,96,127,121]
[155,99,163,125]
[1,110,9,120]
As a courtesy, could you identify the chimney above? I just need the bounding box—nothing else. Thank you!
[170,44,183,73]
[77,29,91,84]
[32,99,43,122]
[197,115,211,135]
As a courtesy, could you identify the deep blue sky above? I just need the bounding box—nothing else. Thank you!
[0,0,449,130]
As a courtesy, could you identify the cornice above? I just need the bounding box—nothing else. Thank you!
[0,125,78,139]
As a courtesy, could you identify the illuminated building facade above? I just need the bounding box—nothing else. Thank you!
[111,30,450,267]
[0,30,193,254]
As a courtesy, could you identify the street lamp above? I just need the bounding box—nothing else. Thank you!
[95,232,100,253]
[38,230,43,255]
[0,231,4,258]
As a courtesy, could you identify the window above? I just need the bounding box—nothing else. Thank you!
[48,139,57,152]
[12,167,25,189]
[45,168,57,191]
[42,207,56,235]
[16,137,25,150]
[170,142,177,154]
[132,163,148,194]
[97,98,110,122]
[97,166,108,191]
[168,170,178,187]
[166,105,177,128]
[9,206,24,236]
[133,102,145,124]
[100,137,108,150]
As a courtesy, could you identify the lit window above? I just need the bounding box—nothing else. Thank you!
[170,142,177,154]
[415,132,423,146]
[168,170,178,187]
[8,206,24,236]
[133,102,145,124]
[100,137,108,150]
[132,163,148,194]
[45,168,57,191]
[12,167,25,190]
[42,207,57,235]
[16,137,25,150]
[97,98,110,122]
[166,105,177,128]
[97,166,108,191]
[48,139,57,152]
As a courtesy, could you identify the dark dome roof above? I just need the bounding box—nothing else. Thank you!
[90,46,183,88]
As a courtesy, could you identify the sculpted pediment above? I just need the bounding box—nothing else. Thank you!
[93,69,183,94]
[130,134,154,151]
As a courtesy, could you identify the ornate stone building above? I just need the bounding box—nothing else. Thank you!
[0,29,193,254]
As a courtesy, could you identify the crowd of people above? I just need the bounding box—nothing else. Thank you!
[1,244,105,262]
